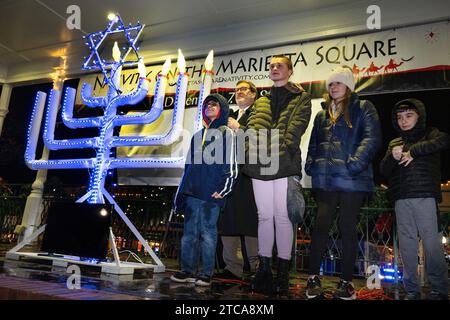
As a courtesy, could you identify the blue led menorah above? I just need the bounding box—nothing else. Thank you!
[9,15,214,274]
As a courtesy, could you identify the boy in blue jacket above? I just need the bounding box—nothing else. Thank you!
[380,99,449,300]
[171,93,237,286]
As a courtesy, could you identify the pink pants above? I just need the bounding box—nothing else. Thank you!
[251,177,293,260]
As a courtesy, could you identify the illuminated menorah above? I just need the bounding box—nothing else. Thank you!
[8,16,214,274]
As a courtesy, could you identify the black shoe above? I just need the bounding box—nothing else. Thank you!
[195,274,212,286]
[215,269,241,280]
[334,279,356,300]
[170,271,196,283]
[306,275,323,299]
[427,290,448,300]
[250,256,273,294]
[274,257,290,295]
[404,291,421,300]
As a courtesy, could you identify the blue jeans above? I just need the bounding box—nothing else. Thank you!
[181,196,221,277]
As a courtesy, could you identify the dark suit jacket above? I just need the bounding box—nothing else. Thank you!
[217,106,258,237]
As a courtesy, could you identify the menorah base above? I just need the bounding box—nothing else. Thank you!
[6,251,163,275]
[7,187,166,276]
[76,187,166,273]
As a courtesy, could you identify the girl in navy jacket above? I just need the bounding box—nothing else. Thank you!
[304,66,381,300]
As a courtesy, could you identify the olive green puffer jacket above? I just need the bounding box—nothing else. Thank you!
[243,82,312,180]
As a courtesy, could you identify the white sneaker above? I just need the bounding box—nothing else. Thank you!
[195,275,211,286]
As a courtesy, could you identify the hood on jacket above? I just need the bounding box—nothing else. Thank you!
[202,93,230,128]
[392,98,427,134]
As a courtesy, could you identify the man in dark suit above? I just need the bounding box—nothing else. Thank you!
[216,80,259,280]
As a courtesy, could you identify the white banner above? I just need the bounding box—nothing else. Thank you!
[76,21,450,100]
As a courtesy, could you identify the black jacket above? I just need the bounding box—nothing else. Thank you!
[218,106,258,237]
[380,99,450,202]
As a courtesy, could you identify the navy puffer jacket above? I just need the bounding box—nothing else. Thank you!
[305,93,381,192]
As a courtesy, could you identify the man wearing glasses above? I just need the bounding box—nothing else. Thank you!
[216,80,259,281]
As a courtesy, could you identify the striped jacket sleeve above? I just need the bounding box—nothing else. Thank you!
[218,127,238,198]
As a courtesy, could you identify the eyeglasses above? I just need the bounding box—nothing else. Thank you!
[235,87,250,93]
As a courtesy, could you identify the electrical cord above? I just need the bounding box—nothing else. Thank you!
[118,250,145,264]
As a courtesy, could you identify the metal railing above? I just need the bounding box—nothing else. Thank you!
[294,189,450,277]
[0,184,31,243]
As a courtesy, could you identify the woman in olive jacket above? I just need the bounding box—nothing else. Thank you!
[243,55,312,295]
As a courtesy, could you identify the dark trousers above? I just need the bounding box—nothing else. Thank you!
[308,190,365,281]
[395,198,449,294]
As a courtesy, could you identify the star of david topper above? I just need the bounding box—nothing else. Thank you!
[82,14,145,92]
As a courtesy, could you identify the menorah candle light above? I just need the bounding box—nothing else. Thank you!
[112,49,189,148]
[113,57,171,127]
[110,41,123,95]
[196,50,214,133]
[109,50,215,171]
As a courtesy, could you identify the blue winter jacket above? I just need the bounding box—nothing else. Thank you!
[175,93,238,211]
[305,93,381,192]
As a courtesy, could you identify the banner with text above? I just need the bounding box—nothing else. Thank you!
[73,21,450,186]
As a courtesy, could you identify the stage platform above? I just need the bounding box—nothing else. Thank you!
[0,255,402,301]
